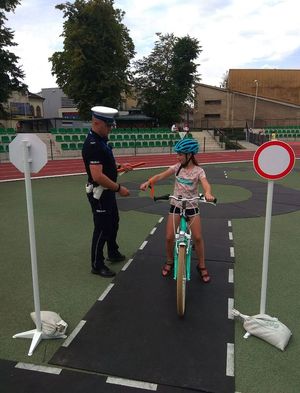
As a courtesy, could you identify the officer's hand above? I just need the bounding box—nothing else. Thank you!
[121,163,133,172]
[119,185,130,197]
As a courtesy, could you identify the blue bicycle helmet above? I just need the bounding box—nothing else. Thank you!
[174,138,199,154]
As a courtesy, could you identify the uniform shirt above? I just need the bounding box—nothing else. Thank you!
[169,163,206,208]
[82,130,117,204]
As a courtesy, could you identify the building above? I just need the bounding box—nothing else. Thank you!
[0,91,44,129]
[194,69,300,130]
[228,69,300,105]
[39,88,78,119]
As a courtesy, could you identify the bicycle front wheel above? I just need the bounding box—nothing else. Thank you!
[177,245,187,317]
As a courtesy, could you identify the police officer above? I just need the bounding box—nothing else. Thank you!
[82,106,131,277]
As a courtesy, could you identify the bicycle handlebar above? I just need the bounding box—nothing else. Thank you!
[153,193,217,205]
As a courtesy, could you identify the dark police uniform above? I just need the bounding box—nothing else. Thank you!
[82,130,120,270]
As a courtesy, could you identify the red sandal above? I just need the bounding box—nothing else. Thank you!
[162,262,174,277]
[196,265,211,283]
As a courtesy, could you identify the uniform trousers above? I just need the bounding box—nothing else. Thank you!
[87,193,119,270]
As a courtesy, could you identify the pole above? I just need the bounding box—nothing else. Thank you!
[23,140,42,333]
[252,80,258,128]
[260,180,274,314]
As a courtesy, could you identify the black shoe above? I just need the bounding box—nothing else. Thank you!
[107,252,126,263]
[91,266,116,277]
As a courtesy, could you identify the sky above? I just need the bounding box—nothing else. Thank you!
[5,0,300,93]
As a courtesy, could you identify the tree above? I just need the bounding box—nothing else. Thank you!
[50,0,135,120]
[133,33,201,126]
[0,0,27,117]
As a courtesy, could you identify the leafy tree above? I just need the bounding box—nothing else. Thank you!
[50,0,135,120]
[133,33,201,126]
[0,0,27,117]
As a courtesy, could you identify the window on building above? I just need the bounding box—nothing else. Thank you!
[204,100,222,105]
[204,114,220,118]
[61,97,76,108]
[30,105,35,117]
[36,106,41,117]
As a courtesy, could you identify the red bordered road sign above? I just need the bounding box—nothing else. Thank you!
[253,140,295,180]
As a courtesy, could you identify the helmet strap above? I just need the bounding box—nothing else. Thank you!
[182,153,192,168]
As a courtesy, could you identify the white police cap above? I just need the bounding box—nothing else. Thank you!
[91,106,118,124]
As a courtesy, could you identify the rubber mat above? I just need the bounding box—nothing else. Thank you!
[50,218,234,392]
[0,359,191,393]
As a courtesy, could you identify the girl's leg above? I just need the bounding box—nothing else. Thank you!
[189,215,211,282]
[162,213,180,276]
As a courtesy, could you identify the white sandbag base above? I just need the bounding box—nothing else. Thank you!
[232,309,292,351]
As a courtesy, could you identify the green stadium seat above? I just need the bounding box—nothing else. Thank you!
[161,140,168,147]
[0,128,5,134]
[155,140,161,147]
[80,134,86,141]
[50,128,58,134]
[6,128,15,134]
[69,143,77,150]
[77,142,83,149]
[71,135,79,142]
[149,141,155,147]
[55,135,63,142]
[129,141,135,148]
[114,142,121,148]
[82,128,89,133]
[63,135,71,142]
[74,128,81,133]
[1,136,10,143]
[0,145,5,153]
[121,141,129,148]
[135,141,142,148]
[61,143,69,150]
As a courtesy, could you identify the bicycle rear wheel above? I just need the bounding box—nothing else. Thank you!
[177,245,187,317]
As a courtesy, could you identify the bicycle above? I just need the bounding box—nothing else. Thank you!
[153,193,217,317]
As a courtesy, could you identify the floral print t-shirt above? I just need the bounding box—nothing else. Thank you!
[169,163,206,208]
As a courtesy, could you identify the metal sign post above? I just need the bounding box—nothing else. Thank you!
[9,134,47,356]
[253,140,295,314]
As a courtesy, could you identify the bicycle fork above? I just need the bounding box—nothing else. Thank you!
[173,230,192,281]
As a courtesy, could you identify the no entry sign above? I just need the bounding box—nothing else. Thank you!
[253,140,295,180]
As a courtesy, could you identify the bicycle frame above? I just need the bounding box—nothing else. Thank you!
[173,200,192,282]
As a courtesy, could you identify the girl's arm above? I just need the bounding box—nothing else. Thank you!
[200,177,215,201]
[140,167,174,191]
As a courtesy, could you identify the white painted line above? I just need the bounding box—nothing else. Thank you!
[62,320,86,347]
[150,227,157,235]
[122,258,133,271]
[15,363,62,375]
[230,247,235,257]
[228,298,234,319]
[228,268,234,283]
[139,240,148,250]
[229,232,233,240]
[98,283,114,301]
[228,220,232,227]
[226,343,234,377]
[106,376,157,391]
[158,217,164,223]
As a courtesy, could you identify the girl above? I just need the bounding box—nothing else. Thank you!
[140,138,215,283]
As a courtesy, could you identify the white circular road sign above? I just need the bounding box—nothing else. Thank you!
[253,140,295,180]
